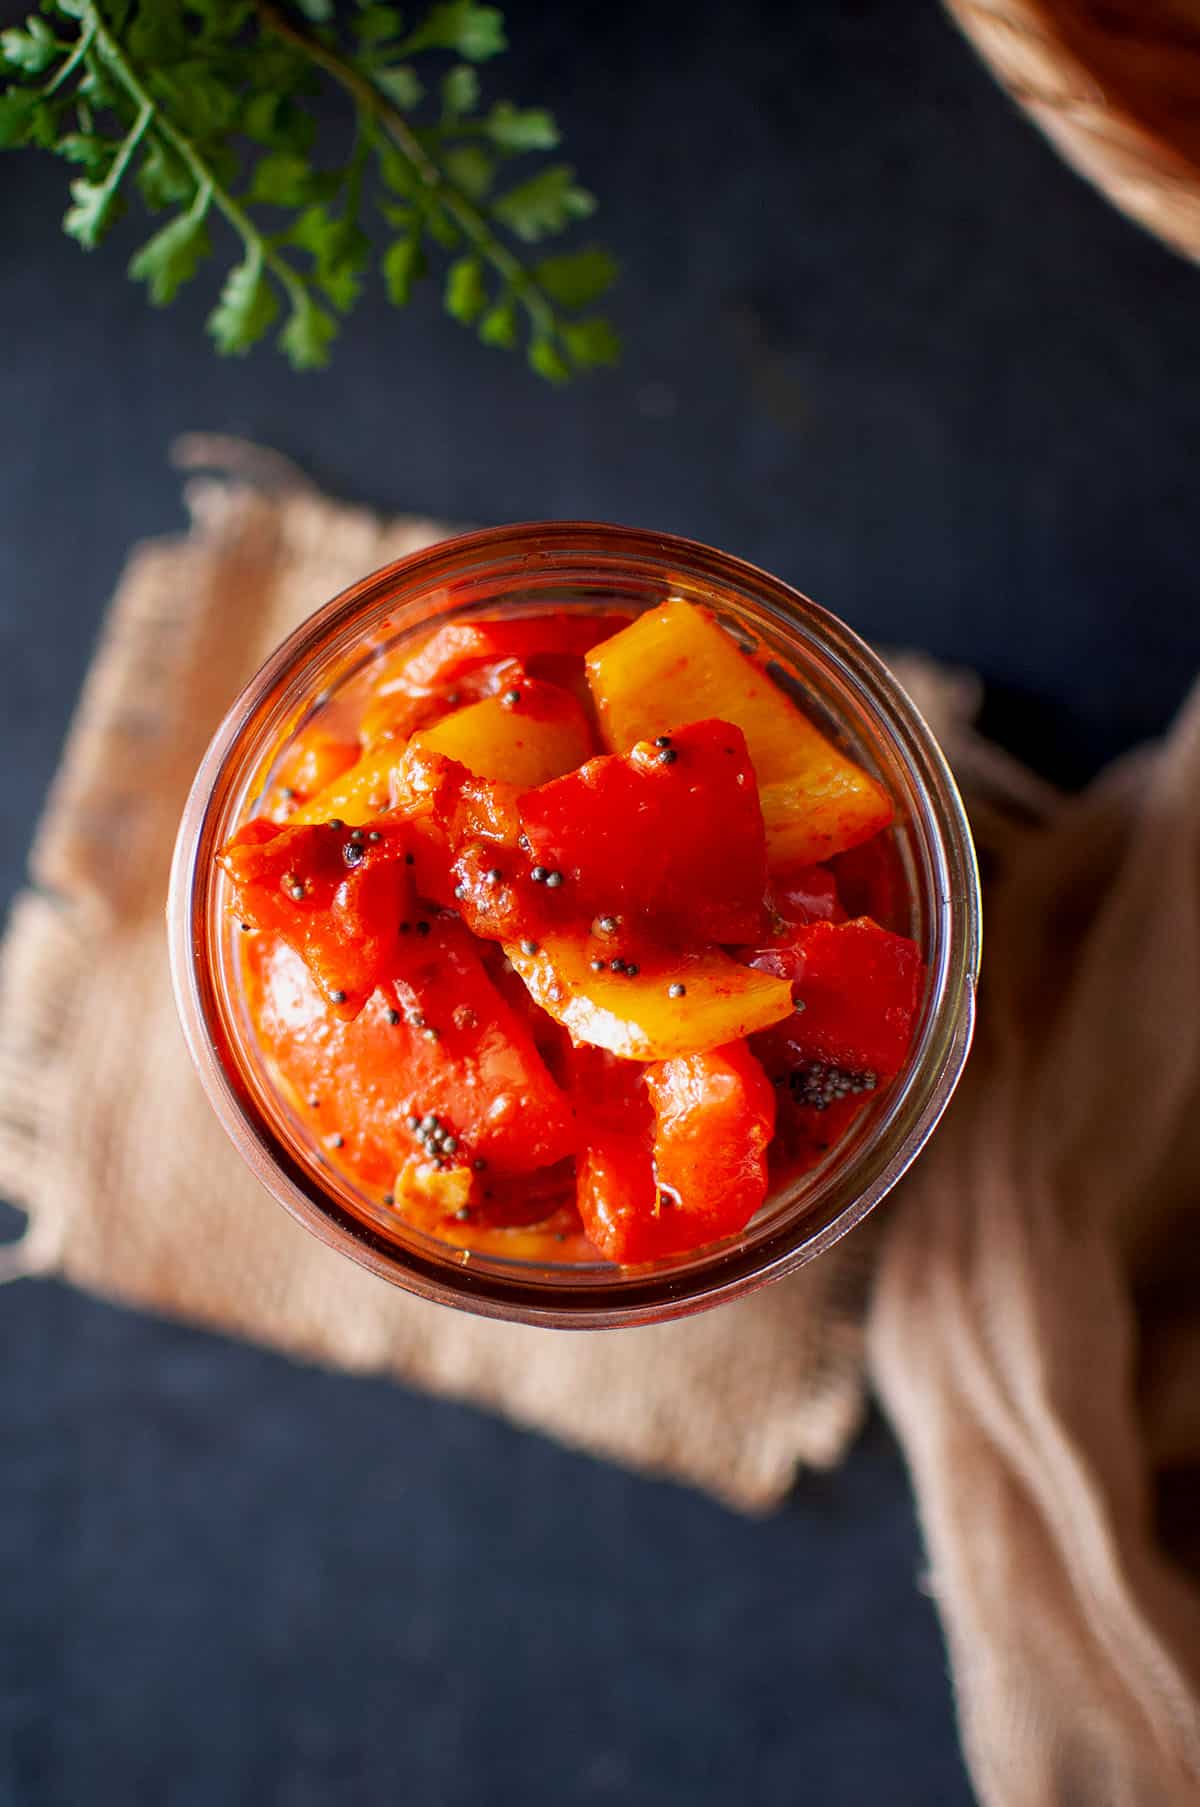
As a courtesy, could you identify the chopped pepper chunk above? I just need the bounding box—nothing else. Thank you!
[290,677,590,827]
[518,718,769,944]
[829,833,912,935]
[576,1137,660,1264]
[358,683,469,754]
[647,1041,775,1251]
[287,741,409,828]
[372,612,632,695]
[245,921,575,1180]
[219,816,415,1015]
[390,1151,581,1239]
[758,771,893,869]
[568,1041,654,1142]
[506,932,794,1061]
[767,862,846,931]
[274,728,361,809]
[586,597,893,867]
[409,676,594,787]
[763,1056,874,1183]
[576,1041,774,1262]
[744,917,924,1076]
[401,747,544,943]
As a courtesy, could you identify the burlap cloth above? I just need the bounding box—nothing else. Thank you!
[3,442,1199,1800]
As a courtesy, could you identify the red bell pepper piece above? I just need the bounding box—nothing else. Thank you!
[765,1077,872,1184]
[745,917,925,1077]
[766,861,846,932]
[519,717,769,945]
[219,817,415,1016]
[382,613,632,694]
[401,746,556,944]
[574,1041,774,1263]
[644,1041,775,1253]
[570,1043,656,1260]
[273,729,361,810]
[464,1159,579,1230]
[577,1138,661,1262]
[568,1042,653,1140]
[829,834,911,935]
[245,918,575,1180]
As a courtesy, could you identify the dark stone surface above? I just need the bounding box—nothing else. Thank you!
[2,1284,965,1806]
[3,0,1199,1799]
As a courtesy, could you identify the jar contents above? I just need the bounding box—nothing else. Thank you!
[218,598,926,1265]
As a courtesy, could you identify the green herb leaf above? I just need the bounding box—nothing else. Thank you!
[560,315,621,370]
[137,137,194,209]
[532,246,618,308]
[248,150,318,206]
[150,64,239,139]
[356,6,404,45]
[377,141,418,195]
[207,253,280,355]
[442,142,492,200]
[240,95,316,156]
[375,65,423,109]
[57,133,112,171]
[241,91,281,144]
[445,253,486,322]
[192,4,256,44]
[127,7,189,70]
[484,101,558,151]
[441,64,479,119]
[128,206,213,305]
[279,293,337,370]
[528,338,570,385]
[0,87,39,149]
[76,60,120,111]
[63,174,123,249]
[420,200,460,249]
[478,298,516,348]
[493,165,594,241]
[289,204,370,312]
[405,2,506,62]
[318,255,365,312]
[28,99,59,150]
[287,201,343,261]
[1,17,62,77]
[382,234,426,304]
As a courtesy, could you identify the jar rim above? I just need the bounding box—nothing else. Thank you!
[168,520,981,1328]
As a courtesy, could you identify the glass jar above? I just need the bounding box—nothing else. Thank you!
[168,523,980,1329]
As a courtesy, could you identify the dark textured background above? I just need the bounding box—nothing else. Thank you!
[4,2,1200,1801]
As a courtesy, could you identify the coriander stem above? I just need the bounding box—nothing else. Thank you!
[255,0,555,339]
[256,1,440,184]
[186,174,213,225]
[42,18,96,98]
[83,3,310,314]
[103,98,153,199]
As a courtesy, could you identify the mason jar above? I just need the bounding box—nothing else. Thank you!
[168,522,980,1328]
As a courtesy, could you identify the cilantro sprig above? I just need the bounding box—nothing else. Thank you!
[0,0,621,380]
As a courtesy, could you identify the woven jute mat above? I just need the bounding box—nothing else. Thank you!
[0,442,1029,1514]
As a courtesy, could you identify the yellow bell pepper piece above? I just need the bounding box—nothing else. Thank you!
[505,933,793,1061]
[586,598,892,867]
